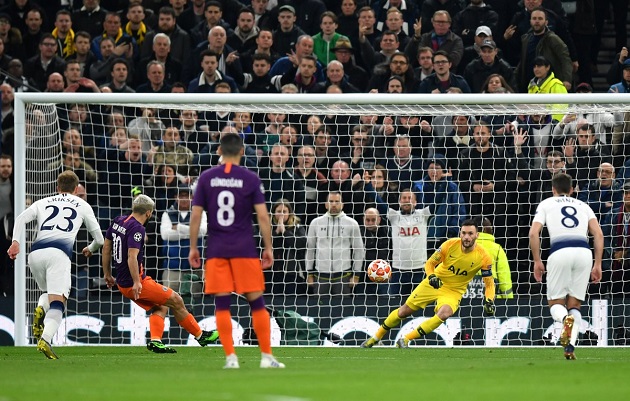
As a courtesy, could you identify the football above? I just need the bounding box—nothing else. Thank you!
[367,259,392,283]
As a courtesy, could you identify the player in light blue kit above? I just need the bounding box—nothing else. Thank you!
[529,173,603,360]
[8,171,104,359]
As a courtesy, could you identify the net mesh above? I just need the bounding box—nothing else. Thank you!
[16,95,630,347]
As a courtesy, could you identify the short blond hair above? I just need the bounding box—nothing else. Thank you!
[132,194,155,214]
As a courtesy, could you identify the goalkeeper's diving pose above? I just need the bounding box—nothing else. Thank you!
[361,219,496,348]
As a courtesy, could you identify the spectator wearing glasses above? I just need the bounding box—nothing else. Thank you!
[24,34,67,91]
[368,52,417,93]
[407,10,464,69]
[418,50,470,93]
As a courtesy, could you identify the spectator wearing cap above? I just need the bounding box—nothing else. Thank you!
[331,37,368,92]
[452,0,499,48]
[456,24,508,75]
[527,55,568,121]
[313,11,349,66]
[609,59,630,94]
[272,4,306,56]
[413,157,467,248]
[514,7,572,92]
[0,12,23,60]
[601,182,630,294]
[463,38,516,93]
[407,10,464,69]
[527,55,566,93]
[160,184,207,294]
[606,46,629,87]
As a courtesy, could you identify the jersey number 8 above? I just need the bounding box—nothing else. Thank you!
[217,190,235,227]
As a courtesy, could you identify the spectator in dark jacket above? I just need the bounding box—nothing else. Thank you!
[463,39,516,93]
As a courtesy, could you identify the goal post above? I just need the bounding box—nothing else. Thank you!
[12,92,630,347]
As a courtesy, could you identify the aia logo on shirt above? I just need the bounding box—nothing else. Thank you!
[399,226,421,236]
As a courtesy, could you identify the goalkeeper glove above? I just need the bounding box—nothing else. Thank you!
[428,274,443,289]
[483,298,496,316]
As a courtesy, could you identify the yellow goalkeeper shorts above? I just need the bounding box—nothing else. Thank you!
[405,279,463,314]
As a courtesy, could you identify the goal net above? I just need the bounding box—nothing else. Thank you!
[12,92,630,347]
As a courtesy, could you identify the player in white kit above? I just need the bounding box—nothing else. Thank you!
[7,171,104,359]
[529,173,603,360]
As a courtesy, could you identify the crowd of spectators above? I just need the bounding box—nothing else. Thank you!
[1,0,630,299]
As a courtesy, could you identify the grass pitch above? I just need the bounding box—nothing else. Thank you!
[0,346,628,401]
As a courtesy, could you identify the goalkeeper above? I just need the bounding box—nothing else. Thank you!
[362,219,496,348]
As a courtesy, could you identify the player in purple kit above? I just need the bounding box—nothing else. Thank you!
[102,194,219,353]
[189,133,285,369]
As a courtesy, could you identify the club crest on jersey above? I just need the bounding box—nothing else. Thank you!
[448,265,468,276]
[162,286,168,292]
[133,232,142,242]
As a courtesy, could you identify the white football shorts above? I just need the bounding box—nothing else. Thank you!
[28,248,72,299]
[546,247,593,301]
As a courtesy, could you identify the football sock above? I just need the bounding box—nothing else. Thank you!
[41,300,64,343]
[568,308,582,346]
[216,309,234,356]
[406,315,444,341]
[215,295,234,356]
[375,308,402,340]
[177,313,202,338]
[251,305,272,354]
[149,314,166,340]
[550,304,568,323]
[38,293,50,312]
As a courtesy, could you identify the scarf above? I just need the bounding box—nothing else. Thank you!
[52,27,76,58]
[103,28,124,44]
[430,32,446,51]
[125,21,147,45]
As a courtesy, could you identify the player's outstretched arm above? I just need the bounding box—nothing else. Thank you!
[529,222,545,282]
[254,203,273,269]
[102,239,116,288]
[588,218,604,283]
[188,205,204,268]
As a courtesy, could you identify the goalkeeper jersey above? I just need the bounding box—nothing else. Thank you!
[427,238,493,294]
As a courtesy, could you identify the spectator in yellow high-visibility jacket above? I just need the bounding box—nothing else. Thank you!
[474,216,513,299]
